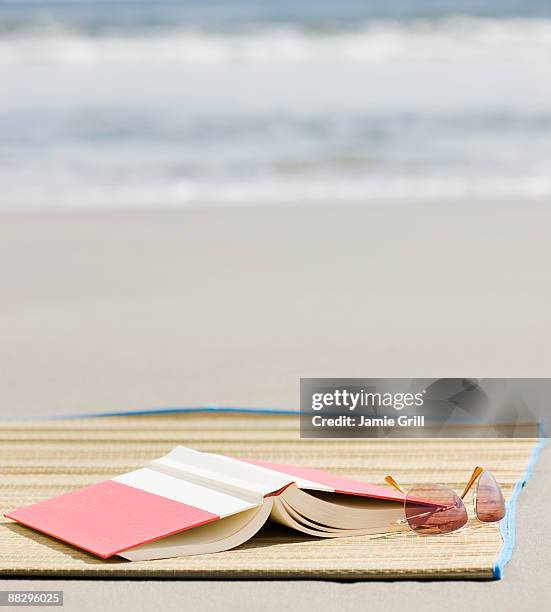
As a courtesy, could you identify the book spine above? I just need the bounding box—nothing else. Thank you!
[147,457,264,505]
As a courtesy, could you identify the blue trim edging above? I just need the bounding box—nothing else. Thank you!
[492,435,547,579]
[49,406,301,420]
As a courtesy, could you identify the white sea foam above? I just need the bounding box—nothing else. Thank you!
[0,18,550,65]
[2,175,550,211]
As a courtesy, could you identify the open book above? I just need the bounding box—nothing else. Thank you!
[5,446,406,561]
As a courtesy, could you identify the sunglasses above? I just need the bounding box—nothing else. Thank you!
[384,467,506,535]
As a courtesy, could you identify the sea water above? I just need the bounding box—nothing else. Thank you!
[1,0,550,210]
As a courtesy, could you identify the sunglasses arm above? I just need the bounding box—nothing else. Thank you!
[460,466,484,499]
[384,475,407,495]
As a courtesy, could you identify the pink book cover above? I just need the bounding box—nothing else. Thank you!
[5,480,220,559]
[241,458,406,501]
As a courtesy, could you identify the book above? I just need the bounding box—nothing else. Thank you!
[5,446,406,561]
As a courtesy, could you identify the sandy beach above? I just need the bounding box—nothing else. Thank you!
[1,202,550,609]
[1,202,550,419]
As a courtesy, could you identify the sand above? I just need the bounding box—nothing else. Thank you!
[0,202,550,609]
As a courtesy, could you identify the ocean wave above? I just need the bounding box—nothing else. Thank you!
[0,17,550,64]
[2,175,550,210]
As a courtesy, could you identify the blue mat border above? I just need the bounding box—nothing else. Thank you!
[492,433,547,579]
[52,406,301,419]
[7,405,545,580]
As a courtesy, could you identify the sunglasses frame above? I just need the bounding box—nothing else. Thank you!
[384,466,505,535]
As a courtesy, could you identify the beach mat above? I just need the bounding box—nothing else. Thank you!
[0,411,542,580]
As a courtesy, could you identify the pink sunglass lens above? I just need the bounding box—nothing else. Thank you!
[476,471,505,522]
[405,484,468,535]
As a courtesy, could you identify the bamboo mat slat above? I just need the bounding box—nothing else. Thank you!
[0,412,540,580]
